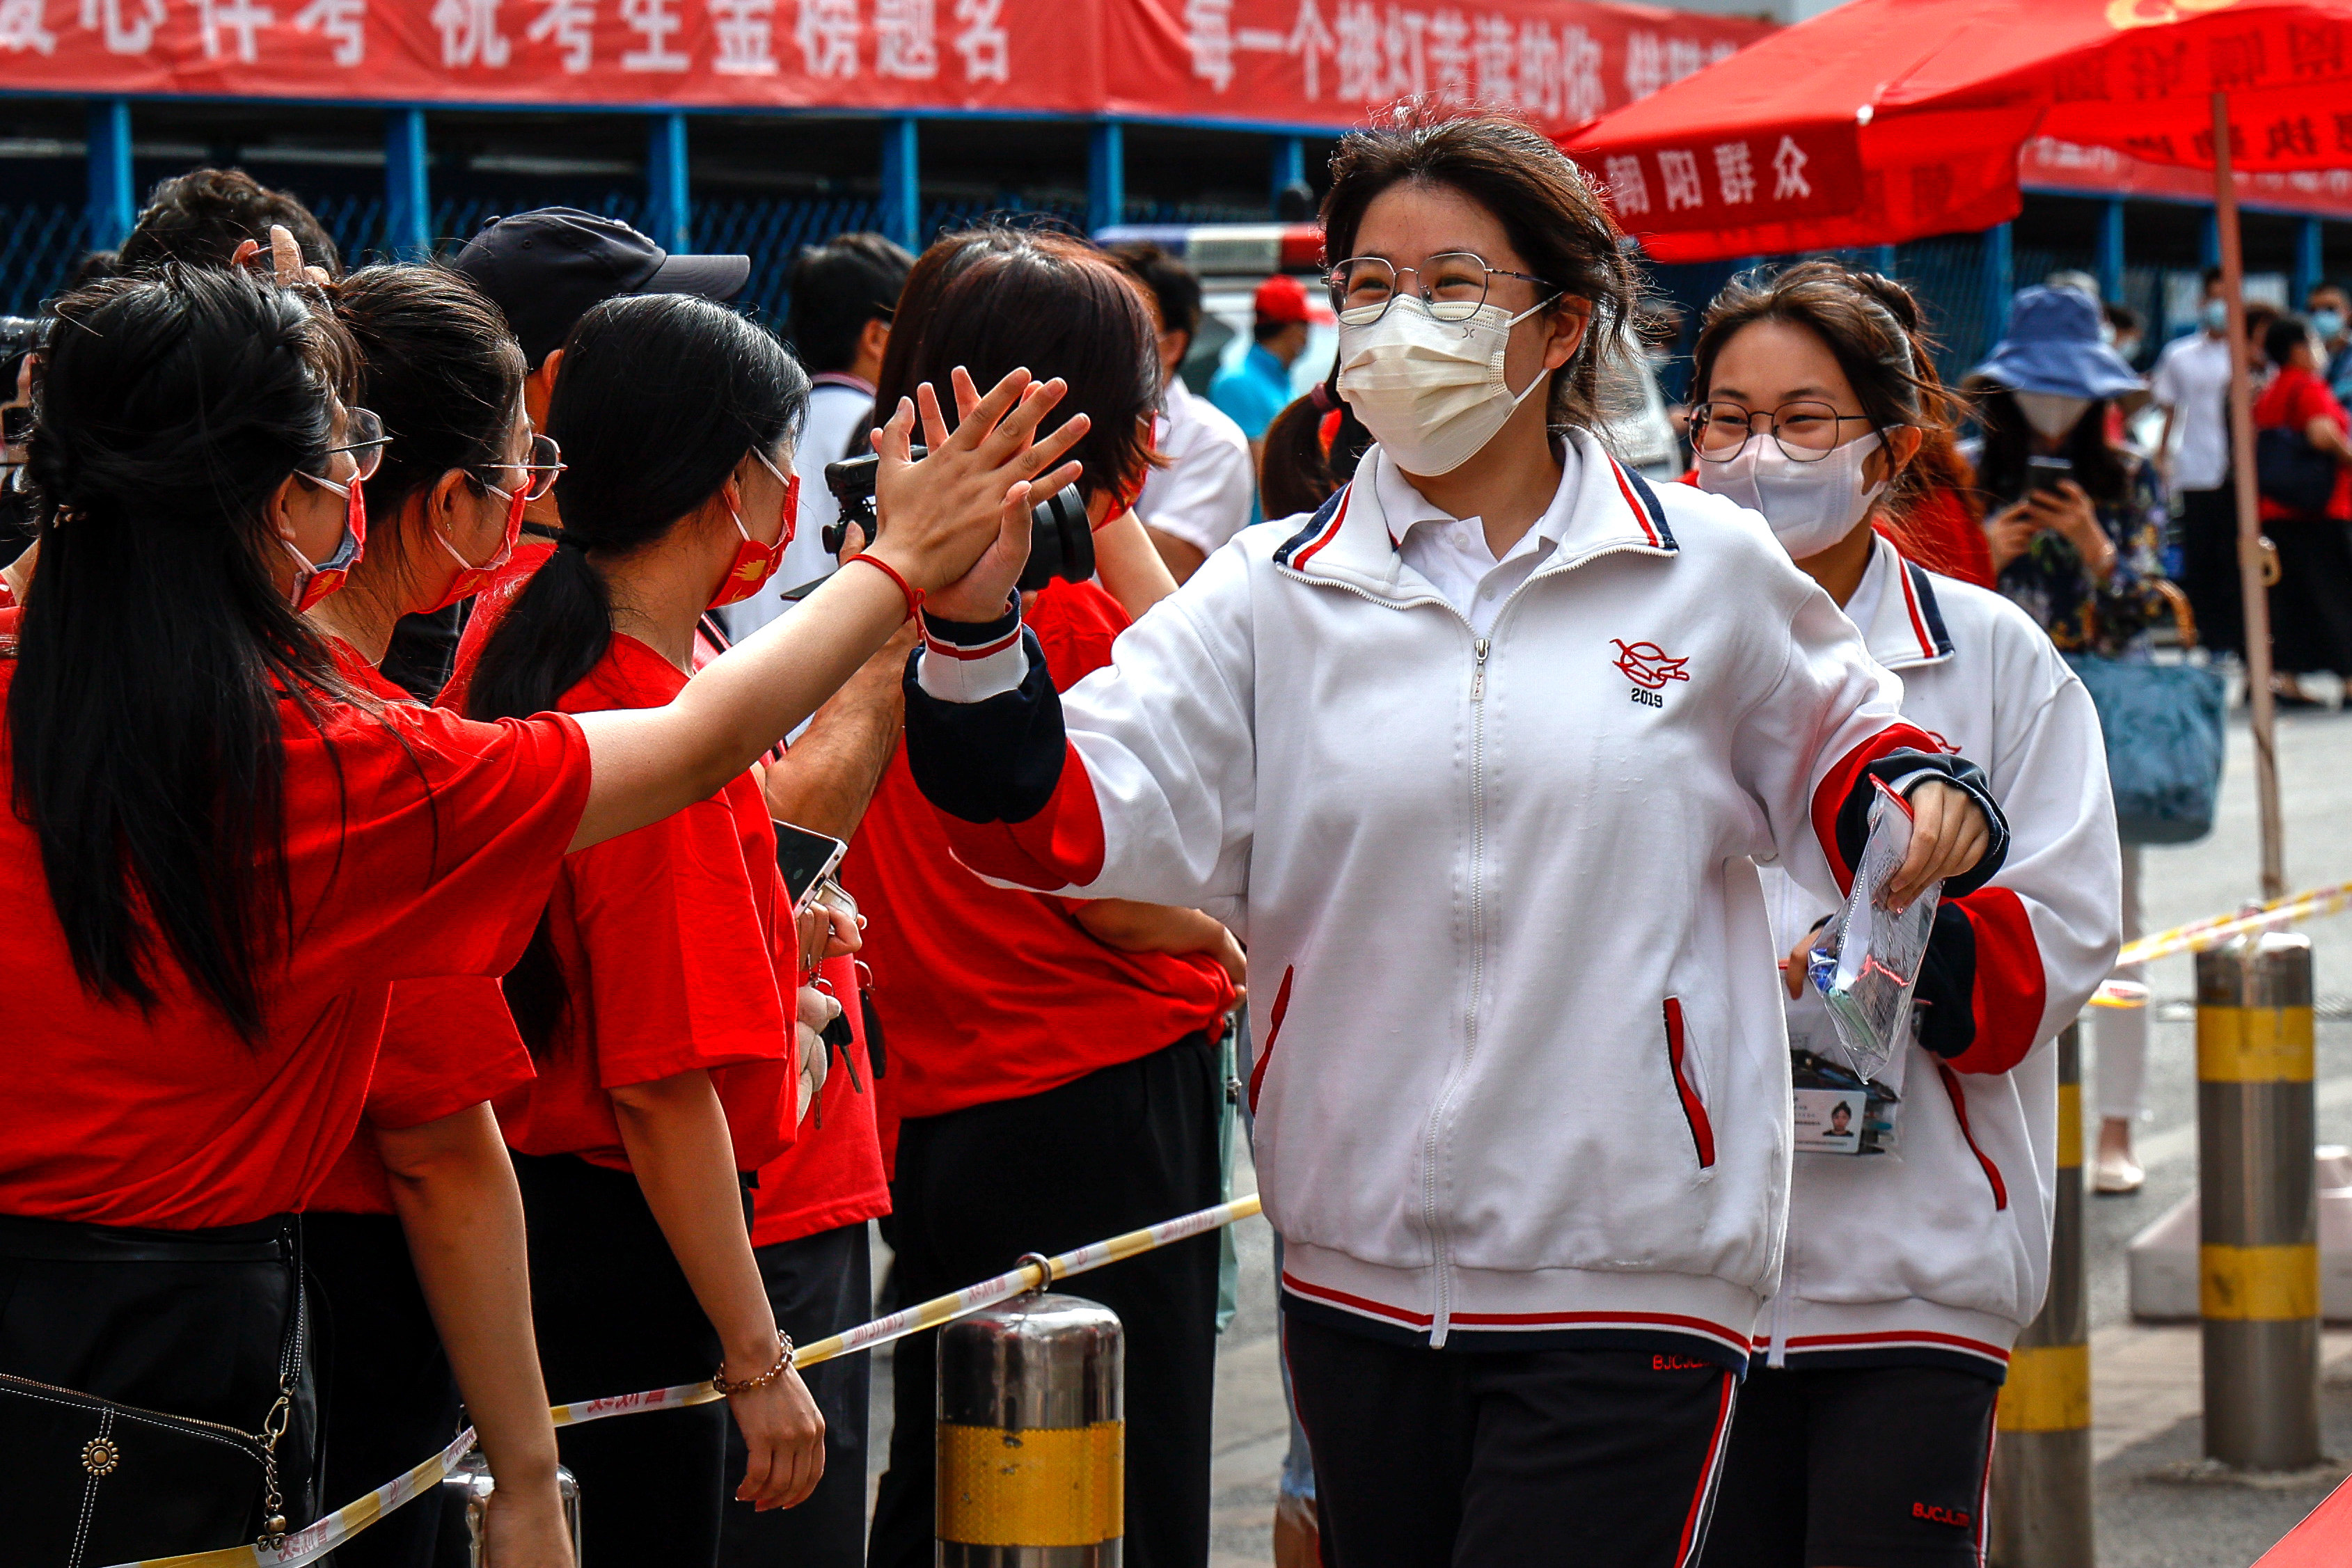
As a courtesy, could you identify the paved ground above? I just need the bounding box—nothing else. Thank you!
[864,696,2352,1567]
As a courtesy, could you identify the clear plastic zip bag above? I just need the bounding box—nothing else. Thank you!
[1806,778,1940,1082]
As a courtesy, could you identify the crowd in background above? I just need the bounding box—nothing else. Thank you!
[16,96,2328,1568]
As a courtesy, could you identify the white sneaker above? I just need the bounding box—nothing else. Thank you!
[2093,1148,2145,1194]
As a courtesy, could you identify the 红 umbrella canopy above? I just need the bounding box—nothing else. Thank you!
[1565,0,2352,262]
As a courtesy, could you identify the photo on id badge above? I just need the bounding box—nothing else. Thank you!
[1794,1087,1863,1154]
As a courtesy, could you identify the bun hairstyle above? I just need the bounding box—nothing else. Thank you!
[464,290,807,1052]
[1691,258,1981,533]
[1319,102,1645,431]
[11,264,358,1040]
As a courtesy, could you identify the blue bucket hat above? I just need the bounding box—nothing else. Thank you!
[1967,285,2145,403]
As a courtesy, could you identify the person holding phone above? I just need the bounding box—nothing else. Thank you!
[0,256,1078,1564]
[1685,260,2117,1568]
[1966,285,2170,1196]
[892,108,2007,1566]
[448,293,870,1567]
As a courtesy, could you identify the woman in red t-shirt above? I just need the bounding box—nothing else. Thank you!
[0,267,1082,1565]
[2255,314,2352,695]
[852,231,1243,1568]
[455,292,870,1568]
[301,262,574,1568]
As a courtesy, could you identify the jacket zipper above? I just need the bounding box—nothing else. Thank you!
[1275,541,1669,1348]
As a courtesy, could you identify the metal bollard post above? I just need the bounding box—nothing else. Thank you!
[938,1290,1124,1565]
[2197,929,2321,1471]
[1989,1024,2093,1568]
[435,1452,582,1565]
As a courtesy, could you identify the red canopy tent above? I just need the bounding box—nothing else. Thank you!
[1568,0,2352,896]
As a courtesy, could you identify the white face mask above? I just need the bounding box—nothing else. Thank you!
[1336,296,1554,476]
[1698,431,1888,560]
[2012,390,2092,441]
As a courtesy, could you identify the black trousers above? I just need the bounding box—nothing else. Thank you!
[868,1033,1222,1568]
[1284,1314,1737,1568]
[2177,484,2244,657]
[0,1212,320,1549]
[514,1153,729,1568]
[1698,1363,1999,1568]
[308,1211,459,1568]
[718,1221,872,1568]
[2267,514,2352,675]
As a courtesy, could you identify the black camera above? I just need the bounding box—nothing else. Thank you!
[822,446,1094,594]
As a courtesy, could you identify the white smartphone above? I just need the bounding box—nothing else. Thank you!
[773,822,849,914]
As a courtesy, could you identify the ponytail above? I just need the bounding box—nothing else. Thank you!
[464,290,807,1052]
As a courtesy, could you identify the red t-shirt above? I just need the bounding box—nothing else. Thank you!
[0,660,590,1229]
[843,578,1236,1142]
[486,635,798,1174]
[2256,365,2352,521]
[310,644,539,1216]
[673,627,890,1248]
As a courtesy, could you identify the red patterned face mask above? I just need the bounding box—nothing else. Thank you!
[287,471,367,614]
[708,448,798,610]
[420,477,527,614]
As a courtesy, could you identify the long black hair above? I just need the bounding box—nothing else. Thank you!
[332,264,526,622]
[9,265,357,1040]
[464,291,807,1050]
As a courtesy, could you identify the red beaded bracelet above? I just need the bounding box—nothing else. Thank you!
[848,552,924,620]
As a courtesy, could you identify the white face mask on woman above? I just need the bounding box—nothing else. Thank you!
[2012,390,2091,442]
[1698,431,1888,560]
[1336,296,1554,476]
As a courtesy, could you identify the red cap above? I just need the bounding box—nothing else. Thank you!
[1254,274,1313,326]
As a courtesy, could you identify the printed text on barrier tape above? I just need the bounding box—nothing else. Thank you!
[106,1193,1265,1568]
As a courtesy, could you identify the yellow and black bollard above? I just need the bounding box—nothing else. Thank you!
[2197,929,2321,1471]
[937,1290,1125,1565]
[1989,1023,2092,1568]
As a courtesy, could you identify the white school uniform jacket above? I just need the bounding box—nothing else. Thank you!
[902,431,2008,1369]
[1756,533,2120,1377]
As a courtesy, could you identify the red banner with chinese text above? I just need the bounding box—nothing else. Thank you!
[0,0,1767,137]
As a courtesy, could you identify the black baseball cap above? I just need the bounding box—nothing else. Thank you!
[452,207,751,367]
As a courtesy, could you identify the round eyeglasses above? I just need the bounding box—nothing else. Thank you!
[1691,401,1879,464]
[482,433,565,503]
[1325,253,1557,325]
[319,406,389,483]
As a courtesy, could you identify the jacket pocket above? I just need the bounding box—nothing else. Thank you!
[1936,1062,2008,1210]
[1662,997,1716,1169]
[1247,965,1296,1115]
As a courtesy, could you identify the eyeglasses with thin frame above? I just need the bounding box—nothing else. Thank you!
[1691,400,1880,464]
[1325,253,1558,324]
[300,406,388,498]
[480,433,565,504]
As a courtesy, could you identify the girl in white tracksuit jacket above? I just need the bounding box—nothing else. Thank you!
[1687,263,2121,1568]
[894,112,2010,1568]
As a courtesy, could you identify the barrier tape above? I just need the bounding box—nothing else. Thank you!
[2091,878,2352,1009]
[108,1192,1264,1568]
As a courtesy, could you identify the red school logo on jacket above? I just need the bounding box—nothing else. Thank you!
[1612,639,1691,708]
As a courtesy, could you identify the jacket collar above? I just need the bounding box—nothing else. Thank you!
[1851,532,1957,672]
[1272,429,1678,601]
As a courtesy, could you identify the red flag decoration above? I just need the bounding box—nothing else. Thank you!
[0,0,1765,139]
[1565,0,2352,262]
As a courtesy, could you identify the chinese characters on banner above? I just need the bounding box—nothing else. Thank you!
[0,0,1766,133]
[1108,0,1768,139]
[2023,135,2352,223]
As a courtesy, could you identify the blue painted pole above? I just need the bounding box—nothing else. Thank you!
[2202,207,2223,270]
[2296,217,2325,303]
[1984,221,2014,345]
[85,98,134,253]
[647,112,690,254]
[385,109,430,261]
[1089,120,1126,235]
[2096,198,2126,304]
[881,116,920,255]
[1272,135,1304,209]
